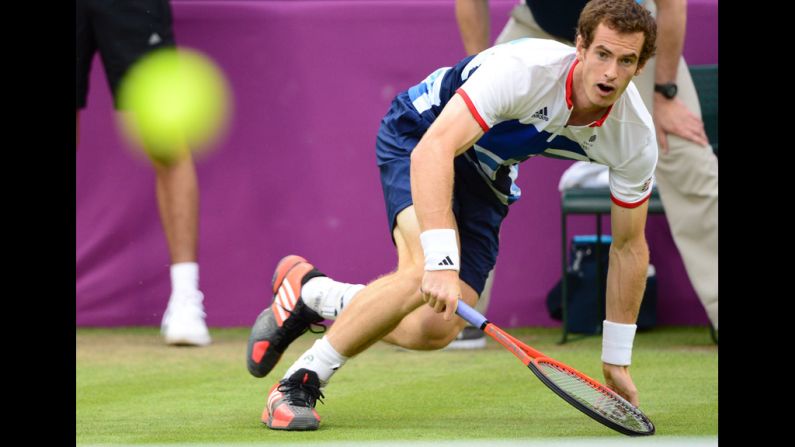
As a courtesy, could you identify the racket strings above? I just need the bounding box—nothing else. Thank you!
[537,362,650,431]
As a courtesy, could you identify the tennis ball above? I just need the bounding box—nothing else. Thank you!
[118,47,230,163]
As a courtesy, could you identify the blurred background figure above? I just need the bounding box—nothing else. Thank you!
[76,0,211,346]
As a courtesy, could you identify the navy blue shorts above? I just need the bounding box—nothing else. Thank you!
[375,92,509,296]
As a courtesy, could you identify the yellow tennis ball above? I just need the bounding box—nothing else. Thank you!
[118,47,230,163]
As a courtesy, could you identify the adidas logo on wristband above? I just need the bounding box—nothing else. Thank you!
[421,229,460,272]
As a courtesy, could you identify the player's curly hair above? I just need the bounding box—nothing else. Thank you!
[577,0,657,67]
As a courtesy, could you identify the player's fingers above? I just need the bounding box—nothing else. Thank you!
[609,373,639,407]
[443,296,458,321]
[419,288,429,303]
[628,391,639,407]
[617,385,639,407]
[434,300,446,314]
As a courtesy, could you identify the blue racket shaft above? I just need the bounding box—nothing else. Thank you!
[455,300,488,329]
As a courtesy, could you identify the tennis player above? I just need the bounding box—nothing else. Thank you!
[248,0,658,430]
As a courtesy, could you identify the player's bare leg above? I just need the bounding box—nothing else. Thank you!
[261,206,475,430]
[325,206,473,356]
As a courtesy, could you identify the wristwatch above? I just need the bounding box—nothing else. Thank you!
[654,82,678,99]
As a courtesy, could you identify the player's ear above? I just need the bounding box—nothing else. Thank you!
[575,34,585,62]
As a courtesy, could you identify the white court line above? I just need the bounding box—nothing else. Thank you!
[78,436,718,447]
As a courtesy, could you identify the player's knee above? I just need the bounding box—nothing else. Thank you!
[413,315,465,350]
[423,330,459,350]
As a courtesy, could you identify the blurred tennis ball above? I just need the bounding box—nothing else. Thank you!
[118,47,230,163]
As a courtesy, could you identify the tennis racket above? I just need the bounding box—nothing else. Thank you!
[455,300,655,436]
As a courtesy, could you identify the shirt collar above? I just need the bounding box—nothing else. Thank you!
[565,58,614,127]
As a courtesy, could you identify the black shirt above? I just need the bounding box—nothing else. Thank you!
[526,0,589,43]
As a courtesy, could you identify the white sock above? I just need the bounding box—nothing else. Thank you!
[284,336,348,386]
[171,262,199,295]
[301,277,364,319]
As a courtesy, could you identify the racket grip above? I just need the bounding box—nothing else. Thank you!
[455,300,487,330]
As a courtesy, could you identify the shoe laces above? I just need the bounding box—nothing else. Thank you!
[278,378,325,408]
[279,304,327,335]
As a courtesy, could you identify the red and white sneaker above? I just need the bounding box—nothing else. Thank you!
[246,255,326,378]
[263,368,324,430]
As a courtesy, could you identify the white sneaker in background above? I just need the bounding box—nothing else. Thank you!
[161,290,211,346]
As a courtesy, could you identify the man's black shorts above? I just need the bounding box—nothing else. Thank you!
[76,0,176,109]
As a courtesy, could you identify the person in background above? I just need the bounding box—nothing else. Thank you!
[77,0,211,346]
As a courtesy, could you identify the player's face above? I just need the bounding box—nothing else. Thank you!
[576,23,645,109]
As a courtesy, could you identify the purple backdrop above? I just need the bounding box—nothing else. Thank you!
[76,0,718,328]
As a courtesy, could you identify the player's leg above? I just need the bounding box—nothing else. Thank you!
[261,204,432,430]
[380,206,473,350]
[246,253,364,378]
[260,113,436,429]
[248,94,419,383]
[283,206,434,366]
[392,155,508,350]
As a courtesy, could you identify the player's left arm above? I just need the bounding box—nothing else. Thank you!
[606,200,649,325]
[601,199,650,407]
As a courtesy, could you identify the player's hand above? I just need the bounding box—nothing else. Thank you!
[653,96,709,154]
[420,270,461,321]
[602,363,639,407]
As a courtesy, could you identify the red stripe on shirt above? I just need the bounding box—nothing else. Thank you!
[567,58,613,125]
[589,104,614,127]
[456,88,490,132]
[565,59,578,109]
[611,191,651,209]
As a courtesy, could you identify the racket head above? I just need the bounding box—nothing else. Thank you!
[528,357,655,436]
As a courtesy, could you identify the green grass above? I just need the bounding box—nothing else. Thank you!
[76,326,717,444]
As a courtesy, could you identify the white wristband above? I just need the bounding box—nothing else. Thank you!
[420,229,460,272]
[601,320,637,366]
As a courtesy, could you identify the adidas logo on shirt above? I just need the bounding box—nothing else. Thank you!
[532,106,549,121]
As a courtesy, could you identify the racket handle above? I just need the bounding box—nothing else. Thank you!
[455,300,487,329]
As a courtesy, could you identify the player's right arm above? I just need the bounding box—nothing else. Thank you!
[413,51,525,319]
[410,94,484,320]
